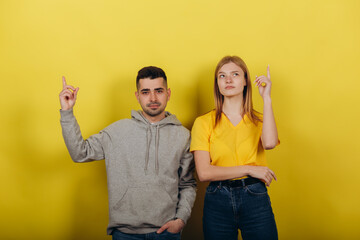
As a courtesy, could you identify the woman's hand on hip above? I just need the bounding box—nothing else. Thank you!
[246,165,277,186]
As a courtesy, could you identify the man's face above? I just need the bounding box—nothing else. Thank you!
[135,77,171,120]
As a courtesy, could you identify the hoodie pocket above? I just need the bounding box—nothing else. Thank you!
[112,184,176,226]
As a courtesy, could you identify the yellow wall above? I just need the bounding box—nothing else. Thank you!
[1,0,359,239]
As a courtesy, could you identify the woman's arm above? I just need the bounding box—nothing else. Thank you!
[261,96,278,149]
[194,150,277,186]
[255,66,279,149]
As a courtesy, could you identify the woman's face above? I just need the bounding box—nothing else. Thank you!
[217,62,247,97]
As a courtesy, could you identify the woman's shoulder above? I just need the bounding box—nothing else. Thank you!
[253,110,263,120]
[192,110,216,129]
[195,110,216,122]
[242,110,263,127]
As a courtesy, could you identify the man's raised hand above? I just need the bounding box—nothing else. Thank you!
[59,76,79,110]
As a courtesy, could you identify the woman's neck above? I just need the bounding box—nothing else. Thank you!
[222,95,244,116]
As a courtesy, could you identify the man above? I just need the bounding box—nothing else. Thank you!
[59,66,196,240]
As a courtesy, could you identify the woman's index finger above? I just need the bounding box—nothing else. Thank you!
[62,76,67,88]
[267,65,271,79]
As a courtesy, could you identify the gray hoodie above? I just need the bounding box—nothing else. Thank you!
[60,109,196,235]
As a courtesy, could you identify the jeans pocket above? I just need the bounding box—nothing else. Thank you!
[245,182,268,195]
[206,184,219,194]
[161,230,181,240]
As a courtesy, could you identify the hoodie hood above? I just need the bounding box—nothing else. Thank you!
[131,110,182,174]
[130,110,182,126]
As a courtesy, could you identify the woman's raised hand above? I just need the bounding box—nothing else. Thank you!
[59,76,79,110]
[254,65,272,99]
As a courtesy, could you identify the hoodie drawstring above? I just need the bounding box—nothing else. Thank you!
[144,126,152,174]
[155,125,160,175]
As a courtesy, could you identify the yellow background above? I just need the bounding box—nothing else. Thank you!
[1,0,359,239]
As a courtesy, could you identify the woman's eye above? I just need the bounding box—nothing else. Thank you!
[219,74,225,78]
[233,73,239,76]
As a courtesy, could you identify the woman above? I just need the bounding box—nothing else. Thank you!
[190,56,279,240]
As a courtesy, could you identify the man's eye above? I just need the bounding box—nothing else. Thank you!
[142,92,149,95]
[156,90,164,93]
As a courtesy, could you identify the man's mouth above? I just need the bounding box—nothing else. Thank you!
[147,103,160,109]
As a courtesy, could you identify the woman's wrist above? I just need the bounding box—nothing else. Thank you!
[242,165,252,176]
[262,96,272,104]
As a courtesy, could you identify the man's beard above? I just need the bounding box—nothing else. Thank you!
[143,102,165,117]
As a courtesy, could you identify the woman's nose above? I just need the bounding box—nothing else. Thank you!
[225,75,232,83]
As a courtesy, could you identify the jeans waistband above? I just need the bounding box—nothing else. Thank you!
[209,177,262,188]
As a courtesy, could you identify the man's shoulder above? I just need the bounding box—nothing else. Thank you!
[167,122,190,133]
[161,121,190,142]
[103,118,134,132]
[177,125,191,137]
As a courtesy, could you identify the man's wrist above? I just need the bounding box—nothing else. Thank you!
[174,218,185,226]
[177,218,184,223]
[60,107,73,111]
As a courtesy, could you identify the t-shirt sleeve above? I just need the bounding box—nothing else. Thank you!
[190,116,211,152]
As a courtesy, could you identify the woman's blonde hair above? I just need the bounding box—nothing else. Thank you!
[214,55,261,127]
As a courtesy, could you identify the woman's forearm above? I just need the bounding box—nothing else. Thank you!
[194,151,277,185]
[261,96,278,149]
[194,151,248,181]
[197,164,250,182]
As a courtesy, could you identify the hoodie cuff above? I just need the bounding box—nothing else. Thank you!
[175,210,190,225]
[60,109,75,122]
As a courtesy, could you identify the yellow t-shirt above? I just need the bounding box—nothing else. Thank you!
[190,110,267,167]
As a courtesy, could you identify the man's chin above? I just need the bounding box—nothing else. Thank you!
[143,109,164,117]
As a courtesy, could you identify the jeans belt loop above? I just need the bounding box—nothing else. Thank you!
[241,178,246,187]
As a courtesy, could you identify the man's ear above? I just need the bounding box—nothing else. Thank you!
[167,88,171,101]
[135,91,140,102]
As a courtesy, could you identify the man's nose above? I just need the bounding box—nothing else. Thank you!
[150,91,157,101]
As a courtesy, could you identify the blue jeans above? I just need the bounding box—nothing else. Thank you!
[112,229,181,240]
[203,180,278,240]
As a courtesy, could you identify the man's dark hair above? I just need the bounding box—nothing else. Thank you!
[136,66,167,89]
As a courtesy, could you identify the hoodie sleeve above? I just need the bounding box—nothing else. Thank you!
[175,133,197,224]
[60,109,108,162]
